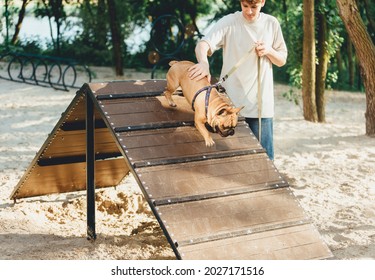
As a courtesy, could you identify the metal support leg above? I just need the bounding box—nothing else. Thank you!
[86,93,96,240]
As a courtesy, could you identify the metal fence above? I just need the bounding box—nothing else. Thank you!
[0,52,92,91]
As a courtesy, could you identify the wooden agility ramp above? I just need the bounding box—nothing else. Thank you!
[11,80,332,260]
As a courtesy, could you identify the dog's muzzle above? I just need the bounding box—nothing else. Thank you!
[205,122,235,137]
[217,127,235,137]
[227,129,235,136]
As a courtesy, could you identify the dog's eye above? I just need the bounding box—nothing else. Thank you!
[218,109,226,115]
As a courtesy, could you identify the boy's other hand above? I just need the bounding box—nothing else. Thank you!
[188,62,211,83]
[255,41,271,57]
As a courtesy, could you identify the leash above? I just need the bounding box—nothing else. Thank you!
[257,55,262,141]
[220,44,262,141]
[218,45,256,85]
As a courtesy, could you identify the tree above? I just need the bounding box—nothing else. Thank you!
[35,0,66,54]
[336,0,375,136]
[315,0,329,123]
[300,0,343,123]
[11,0,32,45]
[314,0,344,122]
[347,36,355,87]
[302,0,318,122]
[106,0,123,76]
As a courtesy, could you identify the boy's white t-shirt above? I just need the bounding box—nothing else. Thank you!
[202,12,287,118]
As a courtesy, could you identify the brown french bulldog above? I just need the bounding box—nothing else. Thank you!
[164,60,243,147]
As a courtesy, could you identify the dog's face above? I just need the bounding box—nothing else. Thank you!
[209,106,243,137]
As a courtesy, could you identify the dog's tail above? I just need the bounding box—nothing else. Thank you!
[168,60,179,67]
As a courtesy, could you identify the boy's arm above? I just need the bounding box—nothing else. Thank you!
[256,41,287,67]
[188,41,212,82]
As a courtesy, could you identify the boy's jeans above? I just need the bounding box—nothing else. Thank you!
[245,118,274,161]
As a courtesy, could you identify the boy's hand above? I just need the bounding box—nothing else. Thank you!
[188,62,211,83]
[255,41,271,57]
[255,40,286,67]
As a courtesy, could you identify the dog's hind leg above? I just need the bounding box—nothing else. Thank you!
[163,73,179,107]
[164,89,177,107]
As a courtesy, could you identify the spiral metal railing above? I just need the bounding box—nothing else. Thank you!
[0,52,92,91]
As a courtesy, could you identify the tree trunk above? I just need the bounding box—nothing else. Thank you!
[336,0,375,136]
[302,0,318,122]
[51,0,63,55]
[96,0,107,50]
[11,0,31,45]
[55,19,61,55]
[347,37,355,88]
[41,0,56,51]
[315,7,329,123]
[107,0,124,76]
[336,50,343,88]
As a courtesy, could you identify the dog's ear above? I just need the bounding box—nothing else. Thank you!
[231,106,244,114]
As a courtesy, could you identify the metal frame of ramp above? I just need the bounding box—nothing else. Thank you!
[11,80,332,260]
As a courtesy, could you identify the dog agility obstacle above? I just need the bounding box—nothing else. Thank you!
[11,80,332,259]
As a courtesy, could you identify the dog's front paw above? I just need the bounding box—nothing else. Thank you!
[205,138,215,147]
[168,102,177,107]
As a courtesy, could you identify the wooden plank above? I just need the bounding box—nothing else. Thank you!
[156,188,308,245]
[89,80,167,97]
[120,124,262,166]
[40,128,120,159]
[179,224,333,260]
[99,96,194,129]
[62,94,102,122]
[98,95,192,114]
[136,154,286,204]
[121,123,255,148]
[13,159,128,198]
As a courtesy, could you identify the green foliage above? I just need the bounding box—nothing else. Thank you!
[34,0,67,19]
[146,0,212,25]
[282,89,300,106]
[73,0,111,60]
[0,40,39,54]
[281,66,302,106]
[43,38,113,65]
[12,37,46,54]
[282,0,346,101]
[283,2,303,90]
[316,0,344,58]
[288,66,303,89]
[326,71,338,90]
[1,0,18,45]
